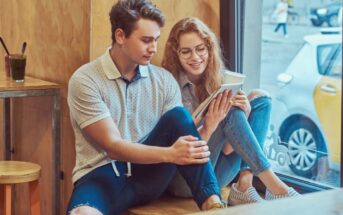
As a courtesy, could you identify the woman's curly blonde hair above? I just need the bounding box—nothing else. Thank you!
[161,17,225,103]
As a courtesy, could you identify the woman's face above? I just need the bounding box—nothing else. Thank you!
[178,32,209,83]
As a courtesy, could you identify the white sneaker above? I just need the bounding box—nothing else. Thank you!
[227,183,264,206]
[265,187,300,200]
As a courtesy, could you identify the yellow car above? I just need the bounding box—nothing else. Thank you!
[271,29,341,178]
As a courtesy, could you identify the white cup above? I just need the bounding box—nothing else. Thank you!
[223,71,246,84]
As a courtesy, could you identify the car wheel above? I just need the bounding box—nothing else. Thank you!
[311,18,323,26]
[280,119,326,178]
[328,14,338,27]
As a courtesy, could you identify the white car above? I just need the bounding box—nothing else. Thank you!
[269,29,342,178]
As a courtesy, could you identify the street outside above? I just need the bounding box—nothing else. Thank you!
[260,16,340,187]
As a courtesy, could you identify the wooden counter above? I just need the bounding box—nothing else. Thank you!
[0,74,60,215]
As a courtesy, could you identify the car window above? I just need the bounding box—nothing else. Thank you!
[317,44,340,76]
[327,45,342,78]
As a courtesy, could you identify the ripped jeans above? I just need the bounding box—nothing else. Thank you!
[168,96,272,196]
[66,107,220,215]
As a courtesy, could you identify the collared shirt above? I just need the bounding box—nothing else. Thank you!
[179,72,200,114]
[68,48,182,183]
[179,71,228,114]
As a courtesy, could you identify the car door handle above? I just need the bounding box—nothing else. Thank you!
[320,84,337,94]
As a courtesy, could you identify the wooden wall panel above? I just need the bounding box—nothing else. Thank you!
[0,0,219,214]
[91,0,220,66]
[0,0,90,214]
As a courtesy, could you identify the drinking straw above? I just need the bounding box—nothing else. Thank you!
[0,37,10,55]
[21,42,27,55]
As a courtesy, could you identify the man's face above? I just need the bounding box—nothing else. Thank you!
[121,19,160,65]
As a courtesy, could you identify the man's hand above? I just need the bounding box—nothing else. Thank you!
[169,135,210,165]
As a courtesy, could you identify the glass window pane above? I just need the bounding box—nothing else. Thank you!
[326,45,342,78]
[317,44,340,75]
[261,0,342,187]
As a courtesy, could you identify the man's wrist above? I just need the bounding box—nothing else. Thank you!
[160,146,172,163]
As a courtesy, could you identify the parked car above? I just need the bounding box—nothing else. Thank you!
[310,2,342,27]
[270,29,342,178]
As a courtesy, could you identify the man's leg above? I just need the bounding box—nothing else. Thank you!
[129,107,221,209]
[67,163,133,215]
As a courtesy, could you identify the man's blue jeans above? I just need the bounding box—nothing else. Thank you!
[168,96,272,196]
[66,107,220,215]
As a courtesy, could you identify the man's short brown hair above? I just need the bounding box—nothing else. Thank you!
[109,0,165,44]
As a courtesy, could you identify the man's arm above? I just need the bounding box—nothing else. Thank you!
[83,117,210,165]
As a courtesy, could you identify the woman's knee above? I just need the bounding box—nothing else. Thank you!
[247,89,270,101]
[69,205,103,215]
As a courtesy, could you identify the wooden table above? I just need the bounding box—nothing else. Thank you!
[190,188,343,215]
[0,74,60,215]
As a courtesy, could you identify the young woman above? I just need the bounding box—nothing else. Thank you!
[162,17,299,206]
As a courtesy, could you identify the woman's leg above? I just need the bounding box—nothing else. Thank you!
[242,91,289,195]
[212,103,269,205]
[230,91,293,197]
[233,91,273,192]
[282,23,287,35]
[213,151,242,187]
[167,120,242,197]
[219,102,271,181]
[274,23,281,32]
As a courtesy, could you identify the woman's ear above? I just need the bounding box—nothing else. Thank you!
[114,28,125,45]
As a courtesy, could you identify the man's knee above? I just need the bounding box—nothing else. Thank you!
[69,205,103,215]
[247,89,270,101]
[165,106,190,118]
[163,106,193,125]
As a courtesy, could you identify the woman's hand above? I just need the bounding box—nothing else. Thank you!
[231,90,251,118]
[202,90,232,135]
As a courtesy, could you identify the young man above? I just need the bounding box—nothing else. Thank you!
[66,0,224,214]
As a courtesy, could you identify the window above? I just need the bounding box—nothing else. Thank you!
[318,44,341,76]
[221,0,343,191]
[325,45,342,78]
[260,0,342,189]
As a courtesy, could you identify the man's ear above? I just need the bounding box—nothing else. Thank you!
[115,28,125,45]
